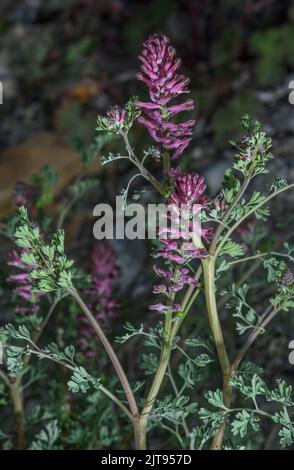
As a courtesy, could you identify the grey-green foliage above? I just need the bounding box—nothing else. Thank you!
[29,420,60,450]
[32,164,58,209]
[1,323,31,341]
[26,404,55,426]
[42,343,75,363]
[220,240,245,258]
[0,383,8,407]
[189,422,219,450]
[176,337,215,390]
[269,262,294,312]
[0,429,13,450]
[63,390,123,449]
[151,395,198,423]
[0,323,32,375]
[230,191,270,223]
[222,168,241,204]
[147,336,215,447]
[68,367,101,394]
[231,115,273,177]
[226,284,260,335]
[13,206,74,292]
[211,117,273,232]
[1,323,101,394]
[115,322,144,343]
[96,98,141,134]
[5,345,28,375]
[116,323,163,375]
[231,410,260,438]
[215,116,273,228]
[200,374,294,449]
[267,176,289,193]
[140,353,158,375]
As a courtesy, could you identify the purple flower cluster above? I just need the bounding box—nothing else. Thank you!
[107,105,126,129]
[7,250,42,314]
[150,169,213,314]
[169,168,209,209]
[79,243,120,356]
[159,169,213,261]
[153,265,199,294]
[137,34,195,159]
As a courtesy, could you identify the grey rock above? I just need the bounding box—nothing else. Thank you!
[111,238,147,294]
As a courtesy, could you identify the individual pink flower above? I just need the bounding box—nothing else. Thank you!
[137,34,195,159]
[149,302,181,314]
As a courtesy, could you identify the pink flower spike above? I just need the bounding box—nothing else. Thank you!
[136,34,195,159]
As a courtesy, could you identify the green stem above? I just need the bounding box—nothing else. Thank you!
[162,150,171,189]
[231,307,280,374]
[121,132,166,197]
[138,296,175,449]
[10,381,25,450]
[133,416,147,450]
[170,265,202,340]
[144,345,172,418]
[139,342,172,448]
[202,257,230,376]
[100,385,133,422]
[1,299,58,450]
[163,151,170,174]
[202,256,232,450]
[33,299,58,347]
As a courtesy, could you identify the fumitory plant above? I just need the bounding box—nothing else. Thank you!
[1,34,294,451]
